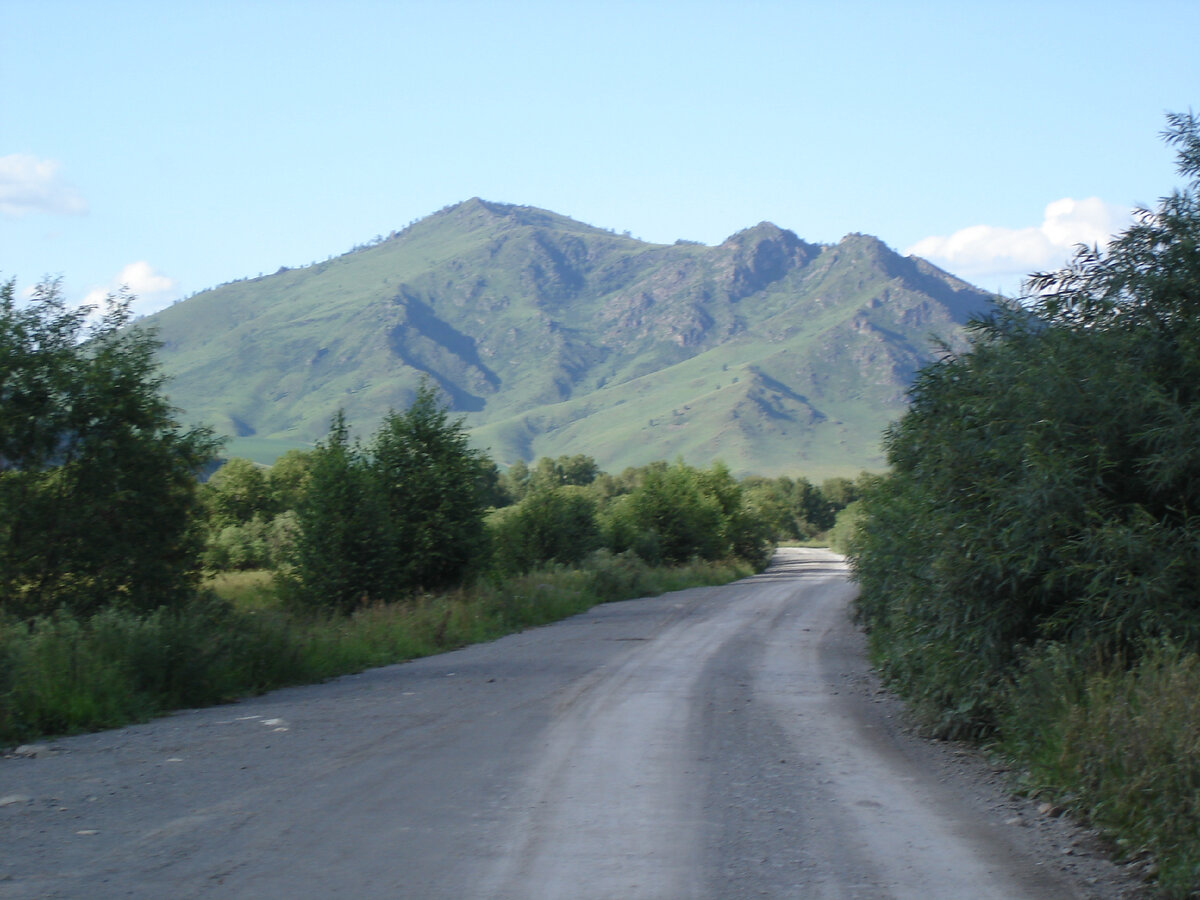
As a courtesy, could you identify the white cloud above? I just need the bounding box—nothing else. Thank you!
[0,154,87,217]
[84,262,179,317]
[906,197,1133,295]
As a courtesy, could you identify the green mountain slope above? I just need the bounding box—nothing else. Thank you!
[149,199,995,477]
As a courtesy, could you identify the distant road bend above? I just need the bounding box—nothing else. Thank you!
[2,549,1118,898]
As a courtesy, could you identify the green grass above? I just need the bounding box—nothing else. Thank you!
[205,570,277,610]
[0,553,755,747]
[998,644,1200,897]
[471,350,890,477]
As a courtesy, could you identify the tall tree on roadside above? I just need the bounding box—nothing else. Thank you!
[370,381,490,593]
[285,412,387,612]
[0,278,221,618]
[286,383,490,611]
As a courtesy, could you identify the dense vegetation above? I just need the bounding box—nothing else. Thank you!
[0,302,856,746]
[849,113,1200,895]
[198,420,861,597]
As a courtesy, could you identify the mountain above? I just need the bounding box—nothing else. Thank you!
[148,199,996,477]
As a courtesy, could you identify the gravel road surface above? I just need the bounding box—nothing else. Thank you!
[0,549,1147,898]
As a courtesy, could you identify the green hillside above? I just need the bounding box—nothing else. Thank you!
[149,199,996,476]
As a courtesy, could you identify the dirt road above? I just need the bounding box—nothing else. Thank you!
[0,549,1143,898]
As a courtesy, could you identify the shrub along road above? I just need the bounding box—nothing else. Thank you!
[0,550,1144,898]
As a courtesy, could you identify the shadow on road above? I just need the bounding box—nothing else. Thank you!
[746,549,848,582]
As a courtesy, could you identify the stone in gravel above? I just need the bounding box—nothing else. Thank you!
[11,744,54,758]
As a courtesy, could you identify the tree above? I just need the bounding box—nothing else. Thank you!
[526,454,600,493]
[741,476,796,540]
[740,475,832,540]
[0,278,222,618]
[285,412,388,611]
[201,457,272,529]
[285,384,490,610]
[199,454,318,572]
[792,477,835,535]
[266,448,313,511]
[497,455,599,505]
[850,113,1200,736]
[601,460,766,564]
[497,458,530,504]
[370,382,490,593]
[699,462,773,566]
[819,476,859,513]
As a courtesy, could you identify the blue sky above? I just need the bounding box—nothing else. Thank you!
[3,1,1197,315]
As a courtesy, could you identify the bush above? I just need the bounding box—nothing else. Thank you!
[601,460,770,565]
[585,549,654,601]
[826,499,864,555]
[0,552,753,745]
[487,485,601,575]
[851,113,1200,737]
[0,599,307,742]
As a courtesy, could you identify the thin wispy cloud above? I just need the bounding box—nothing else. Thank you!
[0,154,87,217]
[906,197,1132,296]
[83,261,178,317]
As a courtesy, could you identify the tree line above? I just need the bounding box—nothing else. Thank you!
[0,282,859,623]
[197,396,863,612]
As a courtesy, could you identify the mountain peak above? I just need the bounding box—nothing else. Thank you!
[721,221,800,247]
[718,222,820,299]
[431,197,525,226]
[429,198,630,240]
[838,232,891,250]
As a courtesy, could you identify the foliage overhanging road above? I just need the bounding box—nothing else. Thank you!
[1,550,1129,898]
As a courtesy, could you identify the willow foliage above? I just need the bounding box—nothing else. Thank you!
[850,114,1200,736]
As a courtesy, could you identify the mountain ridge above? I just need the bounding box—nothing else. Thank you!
[148,199,996,477]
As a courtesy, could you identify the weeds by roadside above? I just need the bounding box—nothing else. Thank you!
[998,644,1200,897]
[0,553,754,747]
